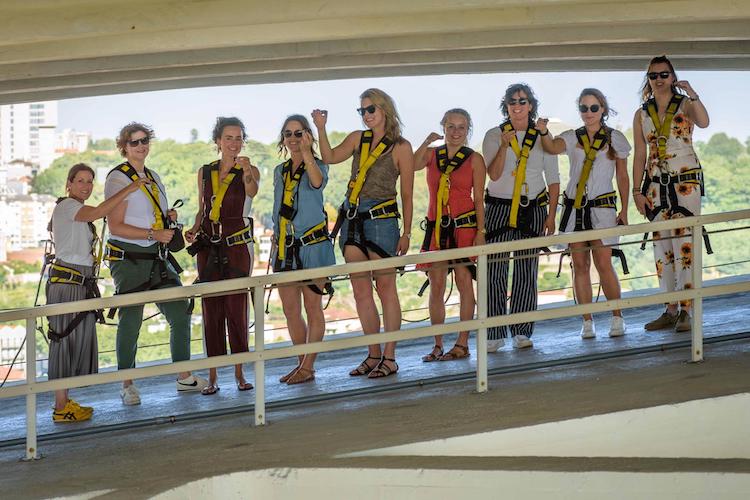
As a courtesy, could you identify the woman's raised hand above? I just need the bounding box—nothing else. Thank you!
[311,109,328,129]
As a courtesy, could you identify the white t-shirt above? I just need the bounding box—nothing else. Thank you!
[559,128,631,199]
[482,126,560,199]
[52,198,94,266]
[104,166,168,247]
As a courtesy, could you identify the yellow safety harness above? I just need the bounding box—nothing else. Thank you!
[502,121,540,228]
[346,130,393,207]
[646,94,684,165]
[433,145,474,249]
[208,162,243,223]
[277,159,306,261]
[112,162,166,230]
[573,127,609,209]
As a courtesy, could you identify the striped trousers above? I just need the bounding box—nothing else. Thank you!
[485,200,547,339]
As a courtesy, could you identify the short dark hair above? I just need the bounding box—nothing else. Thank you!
[500,83,539,124]
[212,116,247,143]
[116,122,154,157]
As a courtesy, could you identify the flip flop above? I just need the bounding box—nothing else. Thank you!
[201,385,220,396]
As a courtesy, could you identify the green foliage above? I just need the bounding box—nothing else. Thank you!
[703,132,744,158]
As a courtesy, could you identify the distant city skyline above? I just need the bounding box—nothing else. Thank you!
[58,71,747,150]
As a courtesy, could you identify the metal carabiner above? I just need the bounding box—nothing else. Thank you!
[210,222,222,243]
[518,183,530,208]
[346,205,358,220]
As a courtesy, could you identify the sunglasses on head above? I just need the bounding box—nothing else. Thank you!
[579,104,601,113]
[283,130,305,138]
[357,105,377,116]
[647,71,671,80]
[128,137,150,147]
[507,98,529,106]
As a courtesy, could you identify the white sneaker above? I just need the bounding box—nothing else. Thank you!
[176,374,209,392]
[487,338,505,353]
[609,316,626,337]
[580,319,596,339]
[512,335,533,349]
[120,384,141,406]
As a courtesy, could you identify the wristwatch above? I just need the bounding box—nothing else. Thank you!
[402,233,411,239]
[147,228,154,241]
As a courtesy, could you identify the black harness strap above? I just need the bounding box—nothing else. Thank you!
[484,191,551,254]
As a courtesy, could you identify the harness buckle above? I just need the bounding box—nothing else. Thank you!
[440,215,452,228]
[656,135,669,147]
[210,222,222,243]
[519,183,530,208]
[346,205,358,220]
[659,173,672,186]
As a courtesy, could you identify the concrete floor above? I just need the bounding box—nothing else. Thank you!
[1,282,749,498]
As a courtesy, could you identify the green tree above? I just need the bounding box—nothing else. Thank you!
[703,132,744,159]
[190,128,199,143]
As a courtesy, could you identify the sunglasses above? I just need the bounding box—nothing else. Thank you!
[507,98,529,106]
[647,71,671,80]
[283,130,305,138]
[579,104,601,113]
[357,105,377,116]
[127,137,150,147]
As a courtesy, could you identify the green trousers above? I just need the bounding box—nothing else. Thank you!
[109,240,191,370]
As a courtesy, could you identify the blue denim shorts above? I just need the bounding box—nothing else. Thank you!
[338,198,400,258]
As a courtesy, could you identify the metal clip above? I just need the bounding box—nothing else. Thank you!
[659,173,672,186]
[210,222,222,243]
[346,205,358,220]
[519,183,530,207]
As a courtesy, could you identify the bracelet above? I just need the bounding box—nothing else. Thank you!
[402,233,411,239]
[147,228,154,241]
[688,95,700,102]
[540,130,549,136]
[479,228,487,234]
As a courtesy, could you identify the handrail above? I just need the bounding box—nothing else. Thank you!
[1,209,747,323]
[1,208,749,461]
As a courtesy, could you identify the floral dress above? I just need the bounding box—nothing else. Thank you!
[640,97,702,308]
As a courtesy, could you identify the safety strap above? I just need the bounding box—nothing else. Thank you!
[434,145,473,249]
[346,130,393,206]
[225,224,255,247]
[206,161,243,223]
[645,94,684,163]
[573,127,609,209]
[111,162,166,230]
[275,220,330,272]
[277,159,307,261]
[501,121,539,228]
[49,264,85,285]
[559,191,618,233]
[46,263,105,341]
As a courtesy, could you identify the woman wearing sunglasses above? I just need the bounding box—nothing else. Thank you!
[184,117,259,395]
[312,88,414,378]
[269,115,335,385]
[537,89,631,339]
[413,108,486,362]
[481,83,560,352]
[105,122,208,405]
[633,55,709,333]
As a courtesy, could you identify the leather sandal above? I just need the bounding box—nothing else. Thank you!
[286,366,315,385]
[439,344,470,361]
[280,365,301,383]
[349,356,381,376]
[421,345,444,362]
[368,357,399,379]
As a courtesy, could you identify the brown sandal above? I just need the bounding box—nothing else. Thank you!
[280,365,301,383]
[439,344,469,361]
[368,357,399,379]
[349,356,381,376]
[421,345,444,362]
[286,367,315,385]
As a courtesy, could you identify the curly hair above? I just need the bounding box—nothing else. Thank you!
[500,83,539,124]
[116,122,154,157]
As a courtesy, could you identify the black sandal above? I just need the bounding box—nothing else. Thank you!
[368,357,399,378]
[421,345,444,363]
[349,356,381,376]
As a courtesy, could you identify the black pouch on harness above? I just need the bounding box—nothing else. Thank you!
[186,232,210,257]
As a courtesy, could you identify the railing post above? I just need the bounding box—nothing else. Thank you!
[253,285,265,425]
[691,222,704,362]
[24,318,38,460]
[476,254,488,393]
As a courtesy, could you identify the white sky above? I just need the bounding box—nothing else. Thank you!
[59,71,747,148]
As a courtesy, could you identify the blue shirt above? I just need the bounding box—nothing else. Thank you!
[272,158,329,237]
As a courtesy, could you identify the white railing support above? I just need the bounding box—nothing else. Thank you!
[691,223,704,362]
[475,254,488,393]
[24,318,38,461]
[253,285,265,426]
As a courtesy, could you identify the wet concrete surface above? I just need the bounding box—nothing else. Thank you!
[0,279,748,498]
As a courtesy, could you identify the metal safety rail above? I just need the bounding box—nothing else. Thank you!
[1,209,749,461]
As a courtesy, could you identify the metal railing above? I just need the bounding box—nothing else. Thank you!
[1,209,749,461]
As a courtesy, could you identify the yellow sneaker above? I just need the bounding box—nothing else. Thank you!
[52,400,93,423]
[68,398,94,414]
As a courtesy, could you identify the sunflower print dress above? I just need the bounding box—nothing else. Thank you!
[640,97,702,309]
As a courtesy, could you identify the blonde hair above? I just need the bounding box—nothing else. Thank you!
[359,88,404,143]
[440,108,473,143]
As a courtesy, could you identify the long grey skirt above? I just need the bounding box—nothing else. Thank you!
[46,261,99,379]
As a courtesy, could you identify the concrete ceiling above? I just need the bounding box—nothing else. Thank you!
[0,0,748,104]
